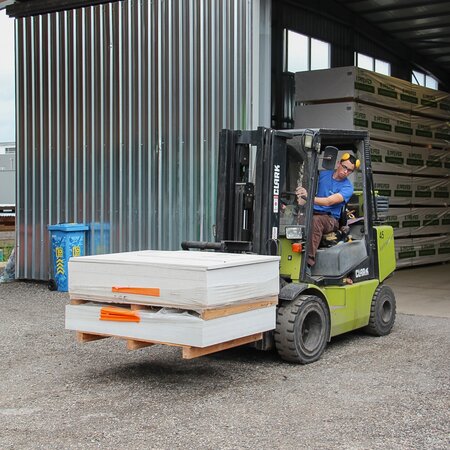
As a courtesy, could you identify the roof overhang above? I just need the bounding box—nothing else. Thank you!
[2,0,450,89]
[333,0,450,89]
[2,0,120,15]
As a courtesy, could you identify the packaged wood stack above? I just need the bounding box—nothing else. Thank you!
[294,66,450,268]
[66,250,280,358]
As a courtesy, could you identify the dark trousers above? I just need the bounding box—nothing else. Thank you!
[307,214,339,266]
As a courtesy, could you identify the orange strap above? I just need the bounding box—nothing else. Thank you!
[100,306,140,322]
[112,286,160,297]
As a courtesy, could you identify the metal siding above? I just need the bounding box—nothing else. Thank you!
[15,0,256,280]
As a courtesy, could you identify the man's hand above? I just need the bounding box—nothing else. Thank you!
[296,186,308,206]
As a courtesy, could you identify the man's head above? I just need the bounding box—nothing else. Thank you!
[335,153,359,180]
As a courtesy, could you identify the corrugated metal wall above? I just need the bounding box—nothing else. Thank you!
[15,0,261,280]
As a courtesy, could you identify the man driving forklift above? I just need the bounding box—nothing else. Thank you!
[295,153,360,270]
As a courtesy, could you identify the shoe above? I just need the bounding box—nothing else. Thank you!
[305,265,312,277]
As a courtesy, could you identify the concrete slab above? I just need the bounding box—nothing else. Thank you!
[386,263,450,318]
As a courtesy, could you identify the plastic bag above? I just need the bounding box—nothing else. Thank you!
[0,248,15,283]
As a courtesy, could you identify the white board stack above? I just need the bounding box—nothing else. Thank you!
[395,235,450,268]
[65,303,276,348]
[386,207,450,238]
[370,141,449,176]
[293,101,450,147]
[68,250,280,308]
[354,173,450,206]
[295,66,450,119]
[294,66,450,268]
[66,250,280,354]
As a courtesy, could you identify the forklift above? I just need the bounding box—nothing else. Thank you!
[182,127,396,364]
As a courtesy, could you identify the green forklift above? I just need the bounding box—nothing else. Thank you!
[182,127,396,364]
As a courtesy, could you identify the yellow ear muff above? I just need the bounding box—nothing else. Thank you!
[341,152,360,170]
[341,152,351,161]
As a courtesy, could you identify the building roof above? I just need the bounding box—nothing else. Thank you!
[334,0,450,88]
[2,0,449,87]
[0,0,115,15]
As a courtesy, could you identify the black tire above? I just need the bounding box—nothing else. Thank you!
[364,284,396,336]
[48,279,57,291]
[274,294,330,364]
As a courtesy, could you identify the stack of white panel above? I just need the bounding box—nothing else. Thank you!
[294,66,450,269]
[370,141,449,176]
[293,102,450,147]
[354,172,450,206]
[295,66,450,119]
[395,235,450,268]
[65,303,276,348]
[67,250,280,348]
[386,207,450,237]
[69,250,280,308]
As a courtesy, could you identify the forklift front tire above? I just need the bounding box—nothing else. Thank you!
[364,284,396,336]
[275,294,330,364]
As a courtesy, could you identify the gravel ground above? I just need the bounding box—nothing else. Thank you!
[0,280,449,450]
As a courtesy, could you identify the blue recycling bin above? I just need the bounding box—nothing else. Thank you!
[47,223,89,292]
[86,222,111,255]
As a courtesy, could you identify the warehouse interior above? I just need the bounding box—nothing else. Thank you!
[271,0,450,129]
[0,0,449,286]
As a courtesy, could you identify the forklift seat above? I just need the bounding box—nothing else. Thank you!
[311,239,368,277]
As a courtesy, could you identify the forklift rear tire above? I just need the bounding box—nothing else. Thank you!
[274,294,330,364]
[364,284,396,336]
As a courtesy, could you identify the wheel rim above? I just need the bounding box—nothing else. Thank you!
[300,309,323,353]
[380,298,392,323]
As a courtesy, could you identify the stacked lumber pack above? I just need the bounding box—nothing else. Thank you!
[294,66,450,268]
[66,250,280,358]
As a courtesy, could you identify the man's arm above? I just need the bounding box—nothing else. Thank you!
[313,193,344,207]
[296,186,344,207]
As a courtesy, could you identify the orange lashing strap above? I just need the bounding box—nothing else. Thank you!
[100,306,140,322]
[112,286,160,297]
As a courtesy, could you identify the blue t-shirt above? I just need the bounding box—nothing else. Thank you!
[314,170,354,219]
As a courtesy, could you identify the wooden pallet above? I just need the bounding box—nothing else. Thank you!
[69,295,278,320]
[69,296,277,359]
[75,330,263,359]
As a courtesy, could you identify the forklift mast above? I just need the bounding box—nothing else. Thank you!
[215,127,288,256]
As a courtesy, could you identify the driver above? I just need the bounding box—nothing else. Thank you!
[296,153,359,270]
